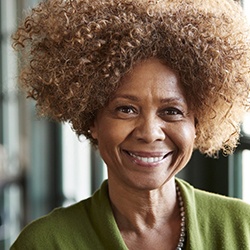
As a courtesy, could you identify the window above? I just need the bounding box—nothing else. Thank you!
[240,0,250,203]
[61,123,91,206]
[242,149,250,203]
[0,1,21,249]
[241,113,250,203]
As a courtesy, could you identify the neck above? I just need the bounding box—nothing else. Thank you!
[108,177,179,233]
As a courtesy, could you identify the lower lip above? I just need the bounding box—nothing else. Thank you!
[124,151,172,167]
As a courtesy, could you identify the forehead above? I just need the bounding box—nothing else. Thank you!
[124,58,178,81]
[115,58,186,100]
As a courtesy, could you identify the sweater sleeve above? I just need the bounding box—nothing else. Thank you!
[10,181,128,250]
[10,211,65,250]
[10,200,104,249]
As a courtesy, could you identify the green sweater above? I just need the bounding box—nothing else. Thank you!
[11,179,250,249]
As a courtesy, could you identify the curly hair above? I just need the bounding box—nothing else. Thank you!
[12,0,250,156]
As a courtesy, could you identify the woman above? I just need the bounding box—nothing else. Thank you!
[11,0,250,249]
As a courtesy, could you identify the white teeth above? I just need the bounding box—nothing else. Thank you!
[129,153,164,163]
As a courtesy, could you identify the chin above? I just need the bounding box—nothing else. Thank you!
[125,176,174,191]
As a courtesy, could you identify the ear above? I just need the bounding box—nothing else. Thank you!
[194,117,198,127]
[89,121,98,140]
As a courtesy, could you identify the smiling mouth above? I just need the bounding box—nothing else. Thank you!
[125,151,171,163]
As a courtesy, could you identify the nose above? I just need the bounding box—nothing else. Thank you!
[133,114,166,143]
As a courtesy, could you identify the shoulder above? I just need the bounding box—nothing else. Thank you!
[11,181,110,249]
[176,177,250,233]
[176,178,250,248]
[10,200,89,249]
[177,178,250,216]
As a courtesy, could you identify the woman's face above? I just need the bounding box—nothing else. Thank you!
[91,58,196,190]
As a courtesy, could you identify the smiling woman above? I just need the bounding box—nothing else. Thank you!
[11,0,250,249]
[90,59,195,193]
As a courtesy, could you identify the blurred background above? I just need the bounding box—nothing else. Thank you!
[0,0,250,249]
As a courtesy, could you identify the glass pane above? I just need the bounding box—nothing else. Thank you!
[242,113,250,136]
[243,0,250,23]
[242,150,250,203]
[62,123,91,206]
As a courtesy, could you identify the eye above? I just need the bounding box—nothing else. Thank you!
[116,105,137,114]
[159,107,184,120]
[114,105,139,119]
[165,108,182,115]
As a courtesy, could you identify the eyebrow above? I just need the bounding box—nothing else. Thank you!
[111,94,140,102]
[160,97,186,104]
[112,94,186,104]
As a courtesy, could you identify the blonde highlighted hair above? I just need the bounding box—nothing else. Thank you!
[12,0,250,156]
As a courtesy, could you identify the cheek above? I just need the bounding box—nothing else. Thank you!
[171,123,196,151]
[96,121,132,148]
[183,128,196,152]
[97,127,130,166]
